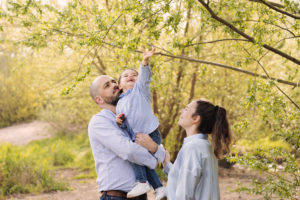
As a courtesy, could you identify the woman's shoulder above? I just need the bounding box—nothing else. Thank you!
[182,139,212,157]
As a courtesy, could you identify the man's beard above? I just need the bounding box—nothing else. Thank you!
[103,90,121,106]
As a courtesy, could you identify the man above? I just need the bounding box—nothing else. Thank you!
[88,73,165,200]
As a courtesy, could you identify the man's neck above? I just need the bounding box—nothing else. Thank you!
[100,104,116,114]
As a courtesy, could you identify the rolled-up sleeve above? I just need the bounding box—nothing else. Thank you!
[89,115,157,169]
[154,144,166,163]
[163,162,173,176]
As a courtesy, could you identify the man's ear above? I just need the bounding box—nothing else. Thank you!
[95,96,104,105]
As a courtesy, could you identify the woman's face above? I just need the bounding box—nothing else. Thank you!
[178,101,198,129]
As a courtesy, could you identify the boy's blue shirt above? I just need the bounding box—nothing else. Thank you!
[116,64,159,135]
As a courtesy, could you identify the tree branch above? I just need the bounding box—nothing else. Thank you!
[233,19,296,37]
[102,41,299,87]
[257,0,300,19]
[248,0,285,8]
[185,38,249,47]
[197,0,300,66]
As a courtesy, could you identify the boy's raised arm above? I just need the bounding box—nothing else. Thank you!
[141,47,156,66]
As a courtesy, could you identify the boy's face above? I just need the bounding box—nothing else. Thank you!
[119,69,138,92]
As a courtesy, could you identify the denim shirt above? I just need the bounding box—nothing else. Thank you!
[88,109,165,192]
[116,64,159,135]
[164,134,220,200]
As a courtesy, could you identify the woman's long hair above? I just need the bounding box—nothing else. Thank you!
[194,100,232,159]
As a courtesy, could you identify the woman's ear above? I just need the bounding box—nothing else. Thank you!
[192,115,201,125]
[118,84,123,90]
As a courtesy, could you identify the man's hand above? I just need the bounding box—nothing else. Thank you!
[135,133,158,154]
[116,113,125,126]
[142,47,156,66]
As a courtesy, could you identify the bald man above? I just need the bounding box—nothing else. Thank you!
[88,75,165,200]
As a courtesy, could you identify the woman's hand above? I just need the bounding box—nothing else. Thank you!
[135,133,158,154]
[163,150,170,167]
[141,47,156,66]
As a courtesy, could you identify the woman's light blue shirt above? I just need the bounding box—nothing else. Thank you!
[164,134,220,200]
[116,64,159,134]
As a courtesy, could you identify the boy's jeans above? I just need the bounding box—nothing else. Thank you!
[131,129,163,189]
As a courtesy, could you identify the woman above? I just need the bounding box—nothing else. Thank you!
[136,99,232,200]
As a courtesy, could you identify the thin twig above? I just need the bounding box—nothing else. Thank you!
[241,44,300,111]
[232,19,296,37]
[184,38,249,47]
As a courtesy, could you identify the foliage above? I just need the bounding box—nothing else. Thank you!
[0,143,68,197]
[0,62,42,128]
[228,148,299,199]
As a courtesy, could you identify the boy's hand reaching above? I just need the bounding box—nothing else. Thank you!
[116,113,125,126]
[142,47,156,66]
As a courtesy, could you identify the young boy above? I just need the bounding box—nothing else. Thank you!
[116,48,166,200]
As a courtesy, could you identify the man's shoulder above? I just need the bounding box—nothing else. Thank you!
[89,109,114,125]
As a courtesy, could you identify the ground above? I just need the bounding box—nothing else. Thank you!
[0,122,263,200]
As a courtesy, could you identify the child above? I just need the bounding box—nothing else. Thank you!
[116,48,166,200]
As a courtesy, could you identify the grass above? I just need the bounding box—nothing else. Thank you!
[0,131,94,198]
[0,143,69,197]
[0,130,172,198]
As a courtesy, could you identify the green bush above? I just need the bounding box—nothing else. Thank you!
[0,72,41,128]
[0,144,68,197]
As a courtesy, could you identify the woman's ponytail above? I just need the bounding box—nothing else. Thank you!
[211,106,231,159]
[195,100,232,159]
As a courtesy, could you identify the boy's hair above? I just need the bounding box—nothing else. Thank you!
[118,68,139,84]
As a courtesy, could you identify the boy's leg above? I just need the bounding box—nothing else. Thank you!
[128,164,151,198]
[131,163,148,182]
[145,168,163,190]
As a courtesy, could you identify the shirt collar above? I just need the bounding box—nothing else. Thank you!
[120,89,132,98]
[184,133,208,144]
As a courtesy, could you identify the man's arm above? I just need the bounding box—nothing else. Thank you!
[135,133,166,163]
[89,115,162,169]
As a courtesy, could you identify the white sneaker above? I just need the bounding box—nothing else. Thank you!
[154,186,167,200]
[127,181,152,198]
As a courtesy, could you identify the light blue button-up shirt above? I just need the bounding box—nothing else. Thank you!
[116,65,159,135]
[164,134,220,200]
[88,109,165,192]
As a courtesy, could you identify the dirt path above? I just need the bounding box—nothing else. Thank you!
[6,167,262,200]
[0,121,52,145]
[1,122,262,200]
